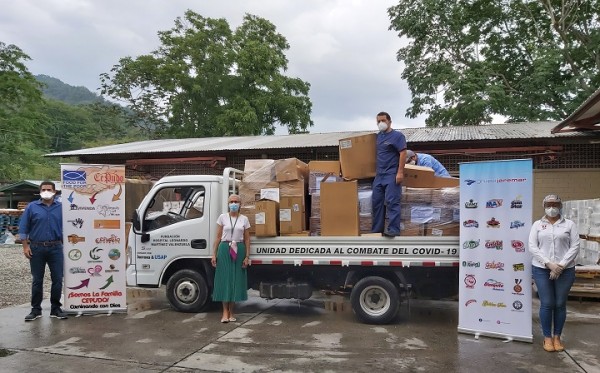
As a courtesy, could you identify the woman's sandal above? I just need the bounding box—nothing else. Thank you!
[543,339,555,352]
[221,318,229,323]
[553,338,565,352]
[228,317,237,322]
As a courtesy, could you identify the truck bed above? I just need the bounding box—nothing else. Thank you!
[248,235,459,268]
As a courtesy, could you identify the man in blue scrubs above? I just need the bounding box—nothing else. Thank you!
[371,112,407,237]
[405,150,450,177]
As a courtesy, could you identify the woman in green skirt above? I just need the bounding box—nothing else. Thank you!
[211,194,251,323]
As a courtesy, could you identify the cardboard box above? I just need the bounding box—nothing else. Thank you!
[309,171,341,195]
[279,196,305,234]
[425,222,460,237]
[243,159,277,184]
[308,161,341,175]
[275,158,309,182]
[400,222,426,236]
[280,231,310,237]
[320,181,359,236]
[403,164,435,187]
[360,232,382,237]
[430,176,459,188]
[255,200,279,237]
[339,134,376,180]
[280,179,306,198]
[403,164,459,188]
[241,206,256,234]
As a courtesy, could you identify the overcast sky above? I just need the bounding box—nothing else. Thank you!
[0,0,427,134]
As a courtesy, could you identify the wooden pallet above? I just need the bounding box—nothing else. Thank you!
[580,235,600,243]
[571,266,600,298]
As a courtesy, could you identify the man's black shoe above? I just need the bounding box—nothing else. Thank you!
[24,311,42,322]
[383,230,400,237]
[50,309,68,319]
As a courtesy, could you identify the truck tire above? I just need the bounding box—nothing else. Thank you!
[350,276,400,324]
[166,269,209,313]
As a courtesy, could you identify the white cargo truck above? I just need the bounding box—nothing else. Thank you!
[127,168,460,324]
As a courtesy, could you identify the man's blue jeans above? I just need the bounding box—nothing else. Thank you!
[532,265,575,337]
[30,244,64,312]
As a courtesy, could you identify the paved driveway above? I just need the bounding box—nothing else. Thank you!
[1,290,598,372]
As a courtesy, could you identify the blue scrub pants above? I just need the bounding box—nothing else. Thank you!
[532,266,575,337]
[30,244,64,312]
[371,173,402,234]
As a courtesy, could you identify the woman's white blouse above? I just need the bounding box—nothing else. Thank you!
[217,213,250,242]
[528,216,579,269]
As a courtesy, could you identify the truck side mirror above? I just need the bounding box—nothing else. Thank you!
[132,211,141,232]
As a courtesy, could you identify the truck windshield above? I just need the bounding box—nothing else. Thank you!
[144,186,205,231]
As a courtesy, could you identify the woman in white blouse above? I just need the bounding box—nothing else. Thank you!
[211,194,251,323]
[529,194,579,352]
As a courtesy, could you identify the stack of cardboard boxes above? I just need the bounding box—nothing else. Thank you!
[240,158,308,237]
[239,133,460,237]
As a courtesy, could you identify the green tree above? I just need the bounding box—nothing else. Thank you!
[100,11,313,138]
[388,0,600,126]
[0,42,48,180]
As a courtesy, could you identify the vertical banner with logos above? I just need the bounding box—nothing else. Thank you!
[61,164,127,314]
[458,159,533,342]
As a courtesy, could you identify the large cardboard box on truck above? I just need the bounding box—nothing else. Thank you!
[320,181,359,236]
[339,134,376,180]
[255,200,279,237]
[279,196,305,235]
[403,164,459,188]
[274,158,309,182]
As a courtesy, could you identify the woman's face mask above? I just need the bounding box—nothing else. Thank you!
[545,207,559,218]
[229,202,240,212]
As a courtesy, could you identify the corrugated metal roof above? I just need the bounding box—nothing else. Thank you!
[47,121,594,157]
[552,87,600,133]
[0,180,62,193]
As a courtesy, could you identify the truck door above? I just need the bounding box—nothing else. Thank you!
[134,183,211,285]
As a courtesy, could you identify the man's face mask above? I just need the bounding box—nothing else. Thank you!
[377,121,388,132]
[40,191,55,200]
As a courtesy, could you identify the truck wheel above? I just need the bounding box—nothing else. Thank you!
[166,269,209,313]
[350,276,400,324]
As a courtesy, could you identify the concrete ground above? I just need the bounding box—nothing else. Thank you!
[0,290,598,373]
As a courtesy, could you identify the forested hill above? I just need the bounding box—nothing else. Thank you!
[35,74,107,105]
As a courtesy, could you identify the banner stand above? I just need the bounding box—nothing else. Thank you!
[458,159,533,343]
[61,164,128,314]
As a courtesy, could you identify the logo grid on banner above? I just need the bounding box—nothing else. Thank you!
[458,159,533,342]
[61,164,127,314]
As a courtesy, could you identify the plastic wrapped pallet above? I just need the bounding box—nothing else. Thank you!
[309,171,341,195]
[240,159,278,208]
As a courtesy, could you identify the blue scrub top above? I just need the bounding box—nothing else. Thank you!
[376,130,407,175]
[417,153,450,177]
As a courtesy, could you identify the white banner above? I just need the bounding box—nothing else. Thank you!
[458,159,533,342]
[61,164,127,314]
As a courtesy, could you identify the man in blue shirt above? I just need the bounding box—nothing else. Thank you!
[19,181,67,321]
[406,150,451,177]
[372,112,407,237]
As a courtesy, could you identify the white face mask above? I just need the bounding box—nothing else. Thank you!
[40,191,55,200]
[408,160,416,165]
[377,121,388,132]
[545,207,559,218]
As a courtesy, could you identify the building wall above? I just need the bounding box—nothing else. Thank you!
[533,169,600,218]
